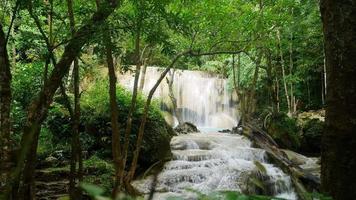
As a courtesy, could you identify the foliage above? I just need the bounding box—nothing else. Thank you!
[300,119,324,154]
[1,0,328,197]
[266,113,301,150]
[47,79,174,170]
[83,155,115,193]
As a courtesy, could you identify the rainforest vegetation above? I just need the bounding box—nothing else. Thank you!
[0,0,355,200]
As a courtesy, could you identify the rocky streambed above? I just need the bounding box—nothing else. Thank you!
[133,131,319,200]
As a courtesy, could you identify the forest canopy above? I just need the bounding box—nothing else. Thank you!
[1,0,355,200]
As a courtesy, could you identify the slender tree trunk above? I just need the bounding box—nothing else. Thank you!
[232,54,238,96]
[102,25,123,197]
[3,2,119,198]
[289,31,296,114]
[320,1,356,200]
[247,54,261,117]
[121,22,142,184]
[10,21,16,67]
[275,78,280,113]
[138,65,147,91]
[277,29,291,115]
[266,51,278,114]
[66,0,83,198]
[166,69,181,124]
[125,52,187,191]
[0,22,12,197]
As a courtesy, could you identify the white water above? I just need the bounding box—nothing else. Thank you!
[119,67,297,199]
[133,131,297,200]
[118,67,238,128]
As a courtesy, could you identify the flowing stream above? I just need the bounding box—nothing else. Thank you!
[133,131,297,200]
[120,67,297,199]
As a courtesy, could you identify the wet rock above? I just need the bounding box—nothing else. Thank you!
[282,149,320,178]
[174,122,200,134]
[231,126,243,134]
[218,129,231,133]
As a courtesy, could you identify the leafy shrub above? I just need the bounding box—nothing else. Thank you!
[266,113,301,150]
[300,119,324,155]
[12,62,44,108]
[47,79,174,172]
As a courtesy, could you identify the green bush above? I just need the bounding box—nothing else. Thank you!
[266,113,301,150]
[300,119,324,155]
[47,79,174,172]
[10,62,44,142]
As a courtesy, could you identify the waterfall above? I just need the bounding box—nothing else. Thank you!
[133,132,297,200]
[119,66,297,200]
[118,66,239,128]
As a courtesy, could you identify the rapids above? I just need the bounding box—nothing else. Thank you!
[133,131,297,200]
[120,67,297,199]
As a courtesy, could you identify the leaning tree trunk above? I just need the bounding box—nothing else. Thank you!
[2,1,119,198]
[125,51,188,191]
[0,22,12,196]
[121,21,142,183]
[320,1,356,200]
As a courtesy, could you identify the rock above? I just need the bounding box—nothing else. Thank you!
[174,122,199,134]
[218,129,231,133]
[45,156,58,163]
[231,126,243,134]
[282,149,320,178]
[297,109,325,125]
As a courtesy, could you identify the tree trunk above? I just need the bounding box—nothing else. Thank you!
[125,51,187,188]
[3,2,119,198]
[103,26,124,197]
[121,22,142,182]
[246,54,261,117]
[289,31,296,114]
[266,51,278,114]
[0,22,12,197]
[231,54,239,97]
[66,0,83,198]
[166,69,182,124]
[277,29,291,115]
[138,64,147,91]
[320,1,356,199]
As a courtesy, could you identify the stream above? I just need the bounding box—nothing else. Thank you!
[122,67,297,199]
[133,130,297,200]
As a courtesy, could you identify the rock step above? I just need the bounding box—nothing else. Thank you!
[164,159,227,170]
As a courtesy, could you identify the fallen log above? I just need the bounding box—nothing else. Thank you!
[242,122,320,200]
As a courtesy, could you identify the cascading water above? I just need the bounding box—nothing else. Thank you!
[133,132,297,200]
[118,67,238,128]
[119,67,297,199]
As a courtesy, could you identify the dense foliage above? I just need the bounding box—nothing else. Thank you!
[1,0,342,199]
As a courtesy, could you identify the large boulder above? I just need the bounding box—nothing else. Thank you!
[174,122,199,134]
